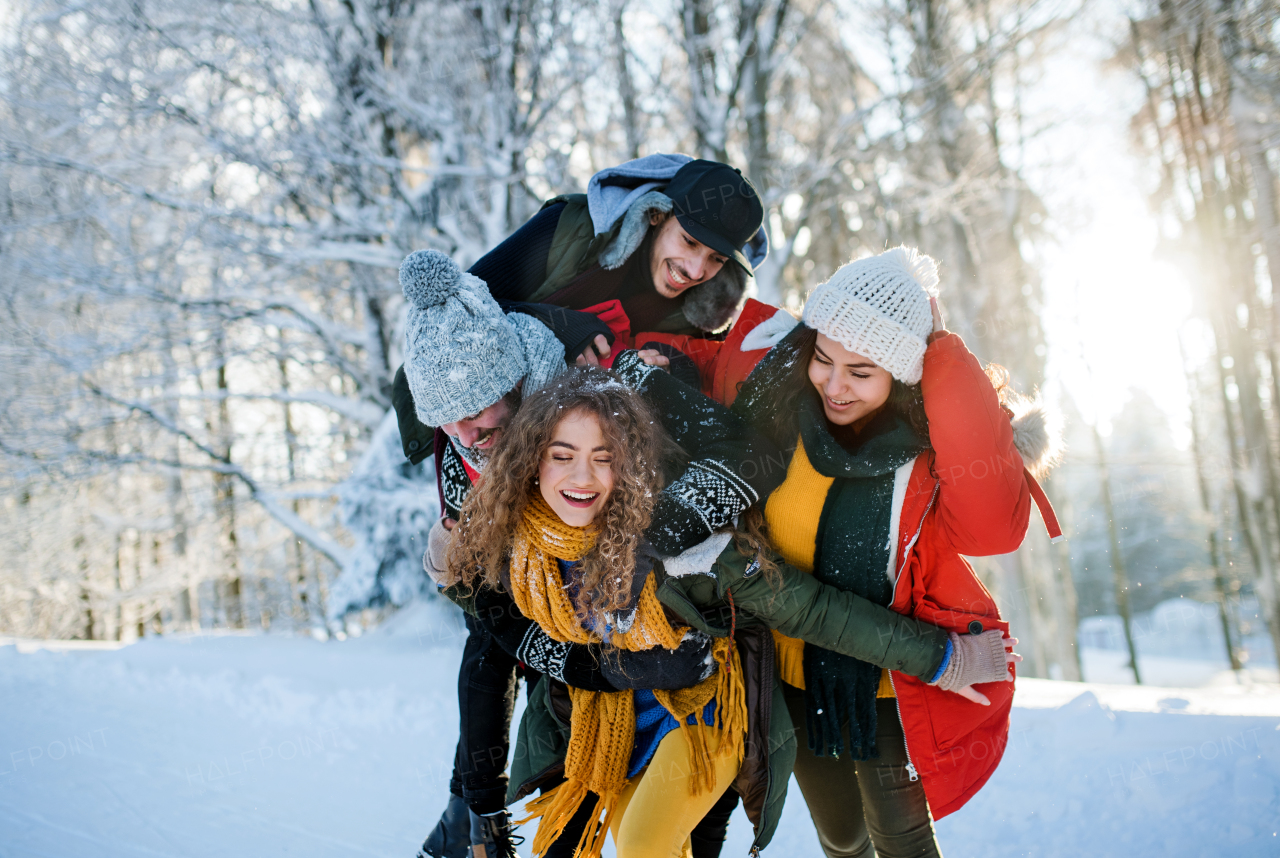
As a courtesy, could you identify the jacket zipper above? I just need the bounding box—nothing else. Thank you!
[888,479,939,784]
[888,673,918,782]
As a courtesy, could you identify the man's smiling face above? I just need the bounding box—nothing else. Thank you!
[439,388,519,457]
[647,214,729,299]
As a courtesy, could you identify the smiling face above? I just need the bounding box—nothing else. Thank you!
[807,333,894,429]
[439,387,518,457]
[538,409,616,528]
[648,214,729,298]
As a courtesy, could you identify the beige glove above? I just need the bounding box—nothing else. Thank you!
[934,629,1010,692]
[422,517,453,586]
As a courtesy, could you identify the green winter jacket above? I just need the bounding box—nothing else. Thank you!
[503,540,950,853]
[529,194,608,301]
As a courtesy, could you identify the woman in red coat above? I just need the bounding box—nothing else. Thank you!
[724,247,1045,857]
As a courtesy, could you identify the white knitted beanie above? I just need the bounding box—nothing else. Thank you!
[801,246,939,384]
[401,250,562,427]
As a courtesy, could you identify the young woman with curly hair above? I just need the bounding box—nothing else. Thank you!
[445,368,746,858]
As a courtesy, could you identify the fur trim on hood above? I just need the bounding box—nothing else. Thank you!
[597,189,749,333]
[1008,396,1063,479]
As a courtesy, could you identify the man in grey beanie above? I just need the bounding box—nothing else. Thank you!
[397,249,784,858]
[398,247,567,466]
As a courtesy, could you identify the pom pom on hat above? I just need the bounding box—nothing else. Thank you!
[880,246,940,297]
[400,249,462,309]
[398,246,564,428]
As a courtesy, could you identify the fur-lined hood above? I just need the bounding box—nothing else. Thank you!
[1008,396,1063,479]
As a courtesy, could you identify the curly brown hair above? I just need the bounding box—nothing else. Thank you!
[445,366,673,626]
[729,506,783,590]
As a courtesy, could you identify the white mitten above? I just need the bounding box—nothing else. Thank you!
[422,517,453,586]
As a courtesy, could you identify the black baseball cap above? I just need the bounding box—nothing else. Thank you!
[664,160,765,273]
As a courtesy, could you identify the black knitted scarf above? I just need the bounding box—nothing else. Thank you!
[798,396,927,759]
[731,329,930,758]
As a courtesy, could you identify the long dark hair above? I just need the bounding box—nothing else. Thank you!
[743,324,1024,452]
[748,325,930,448]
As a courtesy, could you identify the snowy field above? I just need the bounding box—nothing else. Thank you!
[2,599,1278,858]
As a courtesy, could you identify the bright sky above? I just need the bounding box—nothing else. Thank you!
[1028,5,1196,444]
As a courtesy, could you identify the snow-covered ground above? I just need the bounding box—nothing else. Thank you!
[2,599,1278,858]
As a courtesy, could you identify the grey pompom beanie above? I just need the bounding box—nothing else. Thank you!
[400,250,532,427]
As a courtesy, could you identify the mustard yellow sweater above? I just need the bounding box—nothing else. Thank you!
[764,437,895,697]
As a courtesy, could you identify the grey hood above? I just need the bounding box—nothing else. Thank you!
[586,154,769,333]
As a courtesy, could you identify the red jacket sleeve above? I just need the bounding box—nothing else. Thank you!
[921,332,1030,555]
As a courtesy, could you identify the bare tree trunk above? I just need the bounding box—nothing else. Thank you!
[682,0,730,162]
[611,0,643,161]
[361,280,392,404]
[206,267,243,630]
[279,333,311,630]
[1211,321,1280,668]
[1240,147,1280,565]
[214,362,243,629]
[1182,337,1244,672]
[1013,539,1049,678]
[1093,424,1142,684]
[163,319,197,630]
[738,0,790,306]
[134,529,145,639]
[1044,479,1083,681]
[80,584,94,641]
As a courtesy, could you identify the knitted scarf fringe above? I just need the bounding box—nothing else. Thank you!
[509,495,747,858]
[653,636,746,794]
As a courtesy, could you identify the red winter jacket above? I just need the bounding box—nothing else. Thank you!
[881,330,1029,818]
[632,298,782,406]
[624,298,1058,818]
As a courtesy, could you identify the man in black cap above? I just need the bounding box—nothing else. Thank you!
[442,156,768,375]
[639,158,765,297]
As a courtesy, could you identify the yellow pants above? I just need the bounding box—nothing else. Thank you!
[609,726,739,858]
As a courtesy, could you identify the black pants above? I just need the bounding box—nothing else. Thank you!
[446,616,739,856]
[449,612,521,814]
[785,685,942,858]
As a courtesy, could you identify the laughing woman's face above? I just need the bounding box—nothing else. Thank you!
[807,333,894,429]
[539,409,616,528]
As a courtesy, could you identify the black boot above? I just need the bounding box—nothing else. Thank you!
[468,808,525,858]
[418,792,470,858]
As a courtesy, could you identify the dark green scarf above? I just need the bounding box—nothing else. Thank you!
[732,327,930,758]
[799,397,927,759]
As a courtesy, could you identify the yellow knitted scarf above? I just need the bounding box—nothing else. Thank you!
[509,494,746,858]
